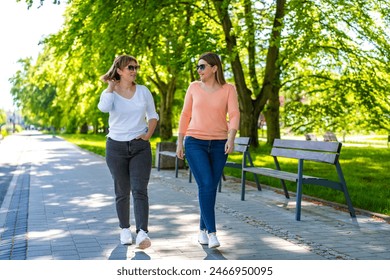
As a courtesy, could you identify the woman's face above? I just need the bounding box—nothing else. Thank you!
[197,59,215,82]
[118,60,140,83]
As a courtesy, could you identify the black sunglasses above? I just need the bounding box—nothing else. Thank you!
[196,64,209,71]
[127,65,140,71]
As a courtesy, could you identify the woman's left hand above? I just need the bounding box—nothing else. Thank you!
[225,139,234,154]
[137,134,149,141]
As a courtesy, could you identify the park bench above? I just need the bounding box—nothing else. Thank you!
[305,133,317,141]
[241,139,356,221]
[219,137,260,192]
[157,137,260,189]
[323,131,338,142]
[156,142,192,182]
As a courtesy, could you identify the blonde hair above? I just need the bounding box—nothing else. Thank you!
[100,55,138,82]
[199,52,226,85]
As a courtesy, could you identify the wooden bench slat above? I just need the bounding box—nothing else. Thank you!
[233,145,248,153]
[159,151,177,157]
[273,139,341,153]
[243,167,343,191]
[271,148,338,164]
[233,137,250,145]
[243,167,299,181]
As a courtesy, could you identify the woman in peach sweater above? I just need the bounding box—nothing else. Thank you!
[176,52,240,248]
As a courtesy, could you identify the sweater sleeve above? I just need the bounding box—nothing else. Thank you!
[227,84,240,131]
[178,84,193,135]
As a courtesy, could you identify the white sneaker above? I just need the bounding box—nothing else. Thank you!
[120,228,132,245]
[208,233,220,248]
[136,229,151,249]
[198,230,208,245]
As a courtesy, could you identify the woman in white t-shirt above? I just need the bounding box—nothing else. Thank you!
[98,55,159,249]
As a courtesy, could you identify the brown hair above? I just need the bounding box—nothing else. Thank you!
[198,52,226,85]
[100,55,138,82]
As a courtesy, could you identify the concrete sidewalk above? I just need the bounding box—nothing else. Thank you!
[0,132,389,260]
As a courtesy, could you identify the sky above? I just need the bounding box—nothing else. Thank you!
[0,0,66,111]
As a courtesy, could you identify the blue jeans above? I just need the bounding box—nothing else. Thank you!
[184,136,228,233]
[105,137,152,233]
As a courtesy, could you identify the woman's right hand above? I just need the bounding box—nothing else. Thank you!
[106,79,118,92]
[176,143,184,159]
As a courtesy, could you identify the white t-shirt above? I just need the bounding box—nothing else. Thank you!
[97,84,159,141]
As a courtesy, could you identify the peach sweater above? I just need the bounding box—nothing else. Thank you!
[178,81,240,140]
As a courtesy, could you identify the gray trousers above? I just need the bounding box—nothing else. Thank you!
[105,137,152,232]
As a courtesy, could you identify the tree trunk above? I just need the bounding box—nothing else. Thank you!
[264,90,281,144]
[149,70,176,140]
[213,0,285,146]
[159,80,175,140]
[212,0,260,146]
[258,0,285,144]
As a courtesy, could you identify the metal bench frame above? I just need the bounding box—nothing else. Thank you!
[241,139,356,221]
[157,137,259,187]
[219,137,260,192]
[157,146,192,183]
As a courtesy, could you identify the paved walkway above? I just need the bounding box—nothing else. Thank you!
[0,131,390,261]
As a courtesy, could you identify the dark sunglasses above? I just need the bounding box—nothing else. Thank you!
[127,65,140,71]
[196,64,209,71]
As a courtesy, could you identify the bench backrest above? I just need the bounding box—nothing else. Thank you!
[233,137,251,153]
[271,139,342,164]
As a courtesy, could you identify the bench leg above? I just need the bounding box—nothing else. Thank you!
[157,154,161,171]
[280,180,290,199]
[336,163,356,218]
[241,170,246,201]
[295,159,304,221]
[183,156,192,183]
[295,182,303,221]
[247,151,261,191]
[218,171,226,192]
[253,174,262,191]
[274,157,290,198]
[175,156,179,178]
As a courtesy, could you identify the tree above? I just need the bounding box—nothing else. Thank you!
[280,0,390,135]
[12,0,390,141]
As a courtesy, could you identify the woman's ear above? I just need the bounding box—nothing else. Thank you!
[115,68,122,80]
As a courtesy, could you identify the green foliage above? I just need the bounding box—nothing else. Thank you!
[9,0,390,140]
[0,110,6,124]
[282,0,390,134]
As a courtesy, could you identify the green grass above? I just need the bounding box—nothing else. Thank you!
[60,133,390,216]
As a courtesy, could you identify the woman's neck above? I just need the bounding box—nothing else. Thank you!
[200,79,221,93]
[118,80,135,90]
[116,81,136,98]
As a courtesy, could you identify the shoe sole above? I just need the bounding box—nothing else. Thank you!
[121,240,132,245]
[208,243,220,249]
[198,240,208,245]
[136,238,151,249]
